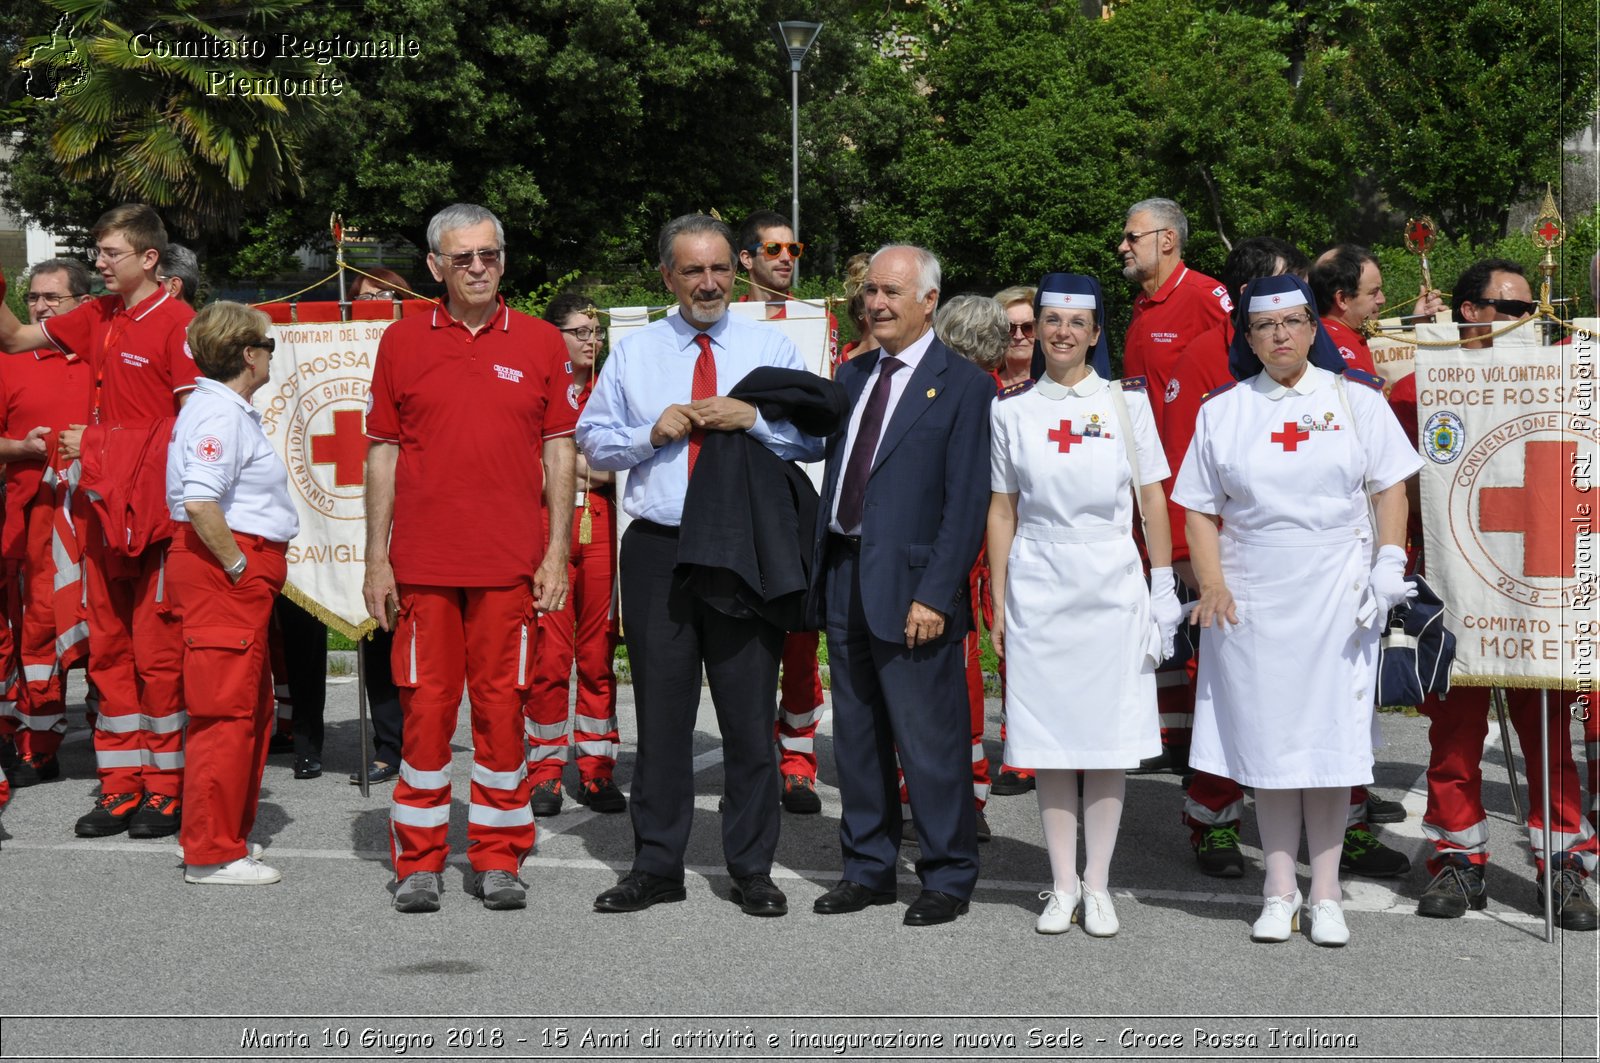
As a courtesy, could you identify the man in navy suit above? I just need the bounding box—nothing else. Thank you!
[810,244,993,926]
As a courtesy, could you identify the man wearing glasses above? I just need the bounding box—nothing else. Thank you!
[0,204,198,840]
[1117,198,1232,780]
[363,202,577,914]
[0,260,94,788]
[736,210,836,818]
[578,213,823,916]
[1387,258,1597,930]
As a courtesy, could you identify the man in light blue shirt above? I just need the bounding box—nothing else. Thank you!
[577,213,823,918]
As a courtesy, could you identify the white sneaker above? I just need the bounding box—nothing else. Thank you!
[1307,898,1349,946]
[1082,888,1120,937]
[185,855,281,885]
[1035,888,1079,934]
[1250,889,1302,942]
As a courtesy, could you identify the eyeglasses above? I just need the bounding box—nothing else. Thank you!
[24,292,73,306]
[1247,313,1314,339]
[436,247,502,269]
[247,337,276,353]
[92,246,136,265]
[1478,297,1536,318]
[1120,227,1170,246]
[355,289,396,301]
[1007,321,1035,338]
[750,241,804,259]
[560,325,606,341]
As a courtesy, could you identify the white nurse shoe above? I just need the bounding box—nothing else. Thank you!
[1306,899,1350,946]
[1250,889,1302,942]
[1035,888,1079,934]
[1081,888,1119,937]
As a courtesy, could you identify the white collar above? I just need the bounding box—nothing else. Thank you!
[1033,370,1105,400]
[1251,363,1328,401]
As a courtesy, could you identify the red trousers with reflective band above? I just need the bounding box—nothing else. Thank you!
[390,583,536,878]
[9,500,69,757]
[1421,686,1597,876]
[524,495,619,784]
[170,528,285,866]
[777,631,824,779]
[81,504,185,796]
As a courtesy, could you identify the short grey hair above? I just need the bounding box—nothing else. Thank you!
[28,257,93,296]
[871,244,942,301]
[1126,197,1189,252]
[657,213,737,271]
[426,203,506,254]
[157,243,201,301]
[934,294,1007,371]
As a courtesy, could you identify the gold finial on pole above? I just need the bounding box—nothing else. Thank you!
[1530,184,1563,316]
[1404,215,1438,296]
[332,213,349,314]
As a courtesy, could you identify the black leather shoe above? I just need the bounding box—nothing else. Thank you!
[349,760,399,786]
[903,889,969,926]
[593,871,686,913]
[293,757,322,780]
[813,880,897,915]
[730,873,788,917]
[267,733,295,755]
[1127,745,1189,776]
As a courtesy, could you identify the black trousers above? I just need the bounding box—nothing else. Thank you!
[620,520,784,881]
[360,628,402,766]
[274,597,326,758]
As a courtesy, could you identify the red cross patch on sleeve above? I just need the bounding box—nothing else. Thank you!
[196,436,224,462]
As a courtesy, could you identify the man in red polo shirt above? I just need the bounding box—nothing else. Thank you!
[0,259,95,786]
[1117,197,1230,776]
[1309,245,1446,377]
[0,204,196,839]
[736,209,836,815]
[364,202,576,914]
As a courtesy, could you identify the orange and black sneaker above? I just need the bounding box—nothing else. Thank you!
[12,752,61,787]
[74,792,143,837]
[128,793,182,839]
[576,777,627,814]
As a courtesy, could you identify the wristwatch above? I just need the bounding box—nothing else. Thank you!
[225,555,248,580]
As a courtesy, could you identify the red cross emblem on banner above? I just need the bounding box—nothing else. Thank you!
[1479,440,1586,578]
[1270,422,1310,451]
[310,409,368,486]
[1536,220,1562,244]
[1048,419,1084,453]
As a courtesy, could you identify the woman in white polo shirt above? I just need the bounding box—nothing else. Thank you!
[167,301,299,886]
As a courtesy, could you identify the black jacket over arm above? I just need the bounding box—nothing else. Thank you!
[675,367,848,631]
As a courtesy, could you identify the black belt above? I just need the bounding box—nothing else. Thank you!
[631,518,681,538]
[830,532,862,553]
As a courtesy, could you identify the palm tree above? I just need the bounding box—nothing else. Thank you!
[21,0,326,237]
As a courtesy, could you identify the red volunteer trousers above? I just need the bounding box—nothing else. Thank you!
[390,583,537,878]
[525,494,620,784]
[776,631,823,779]
[169,529,284,866]
[9,501,68,757]
[1585,702,1599,829]
[1421,686,1597,876]
[80,504,185,796]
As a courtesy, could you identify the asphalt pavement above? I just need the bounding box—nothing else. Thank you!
[0,672,1595,1063]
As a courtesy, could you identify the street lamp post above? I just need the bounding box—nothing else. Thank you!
[773,20,822,266]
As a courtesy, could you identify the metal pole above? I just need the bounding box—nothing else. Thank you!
[790,65,801,278]
[1492,688,1523,824]
[1540,687,1553,942]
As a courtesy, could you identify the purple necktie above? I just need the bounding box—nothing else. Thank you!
[836,356,904,531]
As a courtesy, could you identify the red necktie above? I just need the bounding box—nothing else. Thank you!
[687,332,717,476]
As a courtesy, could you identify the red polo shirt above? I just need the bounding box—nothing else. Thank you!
[1320,316,1379,375]
[1124,263,1232,427]
[0,349,94,559]
[1144,322,1234,561]
[37,289,196,425]
[366,298,577,586]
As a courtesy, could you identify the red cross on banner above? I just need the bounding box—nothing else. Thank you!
[1270,422,1310,451]
[1479,440,1587,578]
[311,408,368,486]
[1536,221,1562,243]
[1048,419,1084,453]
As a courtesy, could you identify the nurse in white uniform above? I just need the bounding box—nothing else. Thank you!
[988,273,1183,938]
[1172,273,1422,947]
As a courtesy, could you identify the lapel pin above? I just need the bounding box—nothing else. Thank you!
[926,388,937,398]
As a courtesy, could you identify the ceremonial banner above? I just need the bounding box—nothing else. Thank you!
[260,314,387,638]
[1414,321,1596,689]
[1369,316,1416,392]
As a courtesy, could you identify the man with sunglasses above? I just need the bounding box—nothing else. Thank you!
[1390,258,1598,930]
[736,210,838,817]
[363,202,577,913]
[0,260,94,787]
[0,204,198,840]
[1118,197,1231,779]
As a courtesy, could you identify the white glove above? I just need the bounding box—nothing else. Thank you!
[1367,544,1417,618]
[1149,566,1183,662]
